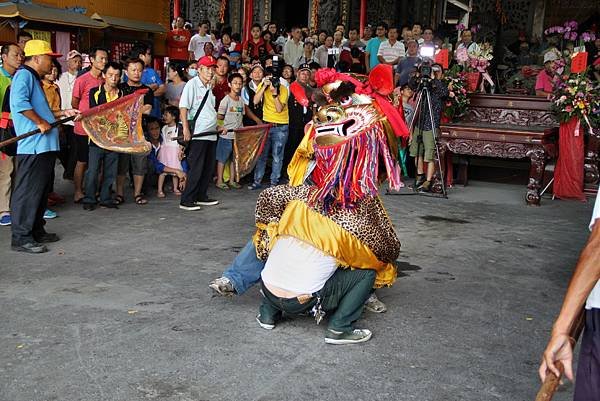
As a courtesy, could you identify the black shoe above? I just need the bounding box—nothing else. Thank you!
[194,198,219,206]
[179,202,202,211]
[83,203,96,211]
[34,232,60,243]
[11,242,48,253]
[99,202,119,209]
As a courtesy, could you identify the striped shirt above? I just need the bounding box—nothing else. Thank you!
[377,40,405,65]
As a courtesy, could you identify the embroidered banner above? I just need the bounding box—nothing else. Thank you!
[81,89,151,155]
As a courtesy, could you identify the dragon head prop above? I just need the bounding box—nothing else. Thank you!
[289,64,409,210]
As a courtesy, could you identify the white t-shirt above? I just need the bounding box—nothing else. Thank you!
[261,236,338,294]
[586,195,600,309]
[188,33,213,60]
[179,77,217,141]
[161,125,179,148]
[377,40,405,64]
[218,95,244,139]
[56,71,78,126]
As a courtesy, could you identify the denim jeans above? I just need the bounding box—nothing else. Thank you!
[253,124,288,186]
[84,145,118,204]
[222,239,265,295]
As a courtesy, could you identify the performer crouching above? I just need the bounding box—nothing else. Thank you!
[257,233,376,344]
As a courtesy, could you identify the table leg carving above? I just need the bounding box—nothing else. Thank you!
[526,148,546,206]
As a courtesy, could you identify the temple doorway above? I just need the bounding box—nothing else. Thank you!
[270,0,310,30]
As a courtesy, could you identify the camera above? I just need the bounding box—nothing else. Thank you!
[414,45,436,85]
[269,55,281,90]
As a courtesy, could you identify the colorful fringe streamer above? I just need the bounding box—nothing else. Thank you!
[309,122,402,210]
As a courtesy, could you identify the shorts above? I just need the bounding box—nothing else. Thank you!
[409,127,435,162]
[74,134,89,163]
[216,137,233,164]
[117,153,147,176]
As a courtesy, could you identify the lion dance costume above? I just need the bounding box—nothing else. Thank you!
[251,64,409,288]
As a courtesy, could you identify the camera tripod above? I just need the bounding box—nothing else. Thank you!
[387,80,448,199]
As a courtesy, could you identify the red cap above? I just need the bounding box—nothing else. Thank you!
[198,55,217,67]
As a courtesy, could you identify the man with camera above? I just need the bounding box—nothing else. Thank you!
[408,61,448,192]
[248,58,289,190]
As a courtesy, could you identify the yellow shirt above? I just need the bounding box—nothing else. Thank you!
[42,81,61,111]
[257,81,289,124]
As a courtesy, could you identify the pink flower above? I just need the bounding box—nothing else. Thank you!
[565,105,573,112]
[449,92,456,98]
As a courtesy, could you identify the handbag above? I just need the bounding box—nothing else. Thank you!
[0,86,16,156]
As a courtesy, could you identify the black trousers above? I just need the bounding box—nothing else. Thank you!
[61,125,76,180]
[181,140,216,205]
[574,308,600,401]
[11,152,56,245]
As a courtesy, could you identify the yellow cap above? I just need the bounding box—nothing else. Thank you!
[24,40,62,58]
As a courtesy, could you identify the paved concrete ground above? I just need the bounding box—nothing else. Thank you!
[0,176,594,401]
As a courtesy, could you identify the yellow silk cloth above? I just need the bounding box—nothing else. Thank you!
[287,124,315,187]
[254,199,396,288]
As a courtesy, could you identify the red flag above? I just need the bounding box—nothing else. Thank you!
[571,52,588,74]
[435,48,449,69]
[80,89,151,155]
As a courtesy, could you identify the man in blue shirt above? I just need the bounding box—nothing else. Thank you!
[9,40,78,253]
[365,22,387,72]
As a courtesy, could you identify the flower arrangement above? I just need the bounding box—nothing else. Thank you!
[468,43,494,73]
[552,73,600,129]
[544,20,579,41]
[442,66,469,121]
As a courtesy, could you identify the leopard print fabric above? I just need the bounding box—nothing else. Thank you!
[254,184,400,263]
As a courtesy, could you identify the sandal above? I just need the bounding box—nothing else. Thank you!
[157,192,166,198]
[228,182,242,189]
[364,293,387,313]
[216,183,230,190]
[134,194,148,205]
[114,195,125,205]
[173,190,182,196]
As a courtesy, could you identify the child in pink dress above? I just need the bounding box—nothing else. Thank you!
[157,106,184,197]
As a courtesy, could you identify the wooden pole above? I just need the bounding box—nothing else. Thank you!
[0,116,75,151]
[359,0,367,39]
[243,0,253,44]
[173,0,181,19]
[535,310,586,401]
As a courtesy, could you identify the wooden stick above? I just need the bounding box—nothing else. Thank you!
[0,116,75,150]
[171,131,225,141]
[535,309,586,401]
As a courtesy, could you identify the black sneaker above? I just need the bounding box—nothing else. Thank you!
[99,202,119,209]
[34,232,60,243]
[325,328,372,344]
[179,203,202,211]
[11,242,48,254]
[195,198,219,206]
[83,203,96,211]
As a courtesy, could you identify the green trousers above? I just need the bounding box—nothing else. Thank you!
[260,268,376,332]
